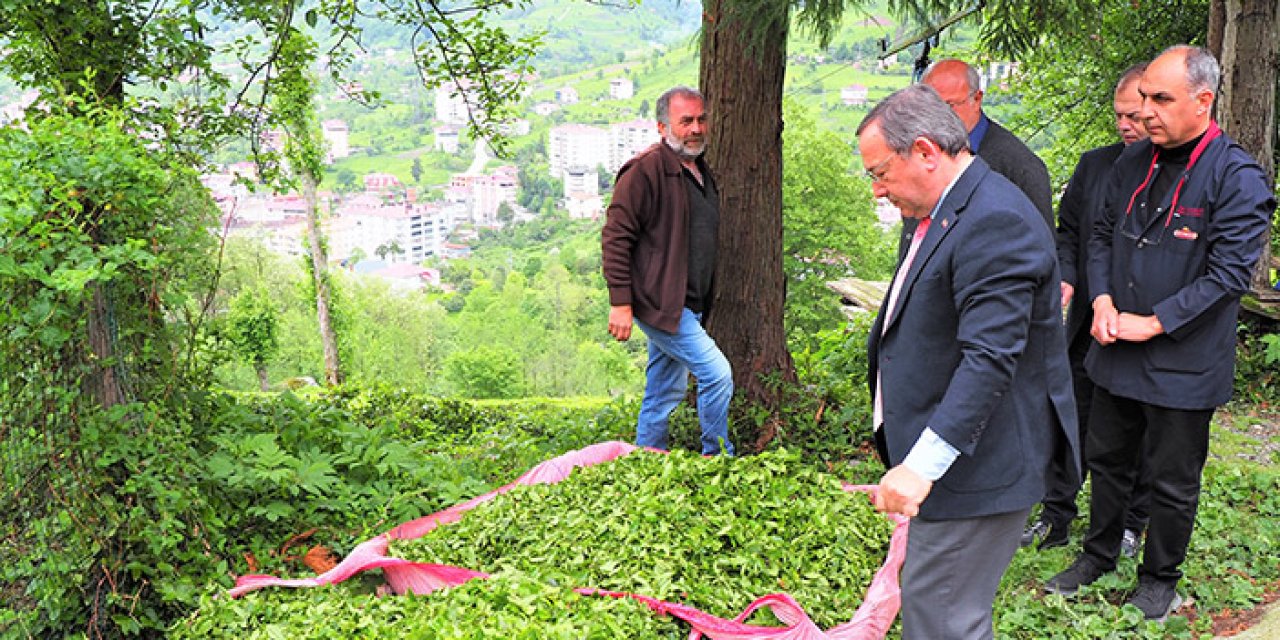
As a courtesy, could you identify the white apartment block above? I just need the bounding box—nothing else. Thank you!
[434,125,461,153]
[840,84,869,107]
[548,124,610,180]
[435,80,473,125]
[330,201,462,264]
[321,119,350,161]
[563,166,599,198]
[608,119,659,174]
[563,166,601,220]
[555,86,579,104]
[609,77,635,100]
[226,216,309,257]
[565,193,604,219]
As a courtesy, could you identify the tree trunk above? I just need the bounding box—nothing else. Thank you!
[257,364,270,392]
[700,0,797,413]
[85,284,126,409]
[303,172,344,385]
[1217,0,1278,300]
[1207,0,1226,64]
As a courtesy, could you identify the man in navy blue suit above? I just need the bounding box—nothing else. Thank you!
[861,84,1078,640]
[1045,45,1275,622]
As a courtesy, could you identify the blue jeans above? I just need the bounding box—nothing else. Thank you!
[634,308,734,455]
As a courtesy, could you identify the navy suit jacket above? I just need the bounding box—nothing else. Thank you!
[868,157,1079,521]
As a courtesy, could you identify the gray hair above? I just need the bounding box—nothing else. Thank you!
[857,84,970,156]
[656,86,705,125]
[1162,45,1220,95]
[1116,62,1148,92]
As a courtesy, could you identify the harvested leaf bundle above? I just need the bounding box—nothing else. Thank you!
[390,448,893,629]
[175,573,684,639]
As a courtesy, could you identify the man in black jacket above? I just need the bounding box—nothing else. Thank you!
[1023,63,1153,554]
[1045,45,1275,622]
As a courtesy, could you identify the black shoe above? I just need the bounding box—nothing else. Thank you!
[1120,529,1142,558]
[1044,556,1106,596]
[1127,580,1183,622]
[1021,519,1069,549]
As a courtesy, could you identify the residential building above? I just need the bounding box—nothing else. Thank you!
[330,200,462,264]
[609,77,635,100]
[555,86,579,104]
[471,165,519,226]
[321,119,350,161]
[607,119,658,173]
[533,102,560,117]
[841,84,869,107]
[363,172,402,194]
[434,125,461,153]
[435,80,473,125]
[548,124,609,179]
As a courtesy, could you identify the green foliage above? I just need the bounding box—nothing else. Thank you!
[173,573,683,639]
[445,345,527,398]
[272,28,327,187]
[214,218,641,399]
[227,285,281,371]
[1000,1,1208,183]
[991,459,1280,639]
[782,101,896,348]
[1234,319,1280,407]
[0,385,635,637]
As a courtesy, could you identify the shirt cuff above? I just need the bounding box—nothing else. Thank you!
[902,427,960,481]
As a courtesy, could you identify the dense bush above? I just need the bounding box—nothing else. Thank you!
[1233,317,1280,408]
[0,386,628,637]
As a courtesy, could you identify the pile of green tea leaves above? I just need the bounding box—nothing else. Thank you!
[173,572,686,639]
[389,448,894,629]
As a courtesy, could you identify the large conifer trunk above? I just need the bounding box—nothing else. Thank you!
[1212,0,1278,299]
[699,0,797,415]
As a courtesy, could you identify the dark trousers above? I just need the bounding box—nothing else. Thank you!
[1081,387,1212,583]
[1041,330,1151,531]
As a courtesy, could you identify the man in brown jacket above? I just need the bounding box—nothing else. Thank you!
[601,86,733,455]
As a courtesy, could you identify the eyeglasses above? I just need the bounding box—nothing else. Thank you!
[944,91,976,108]
[863,153,898,182]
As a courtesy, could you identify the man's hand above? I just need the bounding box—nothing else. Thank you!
[1115,312,1163,342]
[874,465,933,517]
[608,305,633,341]
[1091,294,1119,345]
[1060,281,1075,310]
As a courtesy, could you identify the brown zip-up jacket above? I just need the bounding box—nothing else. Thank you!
[601,142,709,333]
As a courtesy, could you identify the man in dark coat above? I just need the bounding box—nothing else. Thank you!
[861,83,1078,640]
[601,86,733,455]
[1023,63,1153,554]
[922,58,1054,227]
[1045,45,1276,623]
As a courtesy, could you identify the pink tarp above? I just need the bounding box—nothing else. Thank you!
[229,441,909,639]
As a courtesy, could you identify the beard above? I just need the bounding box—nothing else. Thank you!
[663,130,705,160]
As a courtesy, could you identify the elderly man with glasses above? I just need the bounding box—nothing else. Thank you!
[861,83,1077,640]
[922,58,1054,228]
